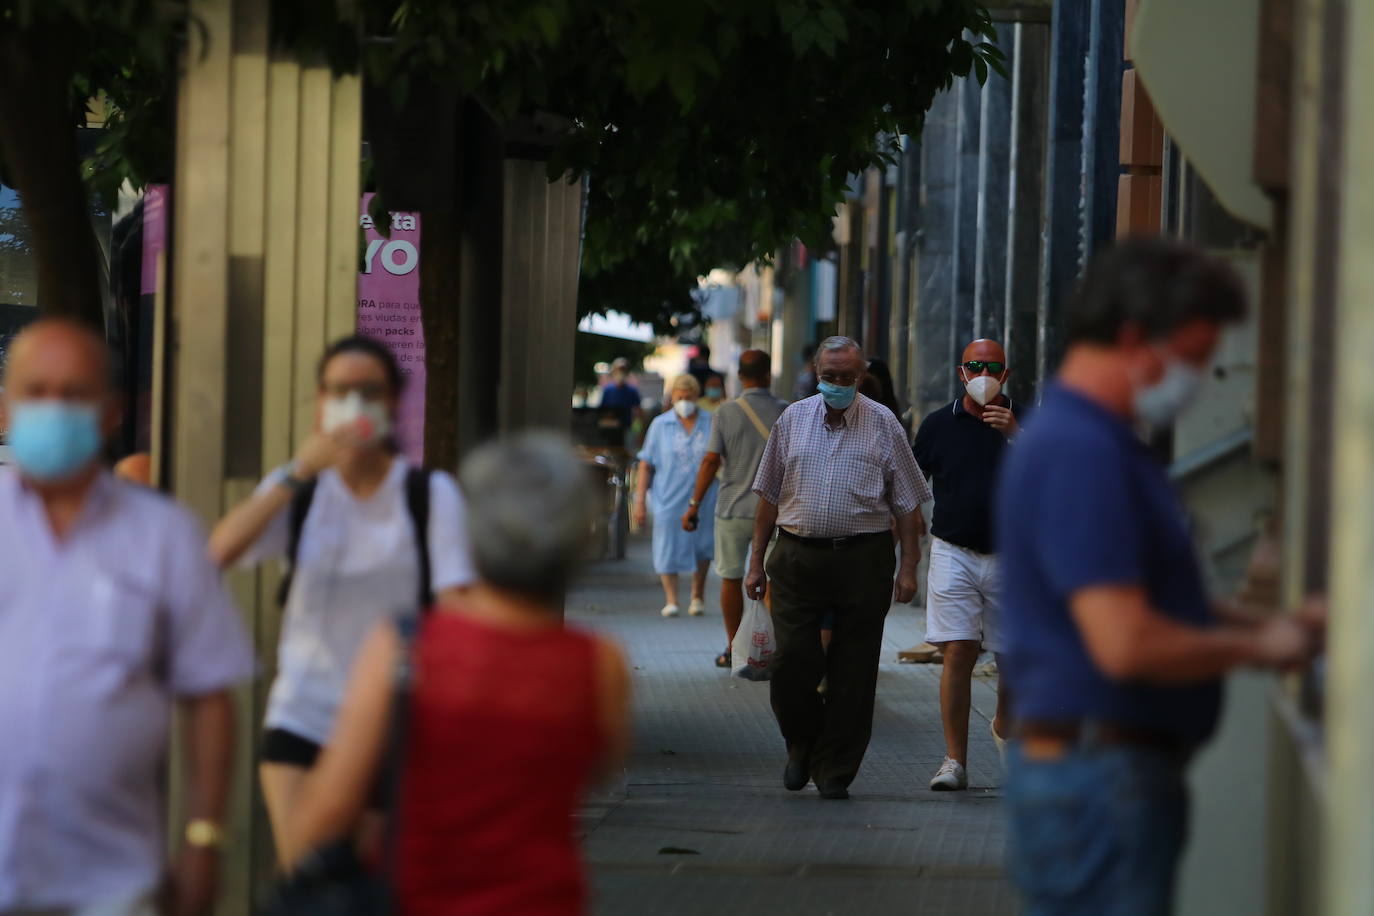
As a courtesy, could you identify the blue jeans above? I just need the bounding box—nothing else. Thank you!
[1004,741,1190,916]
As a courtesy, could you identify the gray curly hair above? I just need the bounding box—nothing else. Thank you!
[460,431,594,603]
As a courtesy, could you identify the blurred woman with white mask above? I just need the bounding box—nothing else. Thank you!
[633,373,717,618]
[209,335,476,861]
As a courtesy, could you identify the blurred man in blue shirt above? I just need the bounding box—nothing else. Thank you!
[996,239,1322,915]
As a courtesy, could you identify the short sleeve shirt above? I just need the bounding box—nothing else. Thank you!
[0,470,255,909]
[913,397,1025,553]
[753,394,932,538]
[707,388,788,519]
[242,458,478,744]
[636,410,715,517]
[599,383,640,426]
[995,384,1221,742]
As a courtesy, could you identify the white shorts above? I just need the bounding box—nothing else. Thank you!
[924,537,1003,652]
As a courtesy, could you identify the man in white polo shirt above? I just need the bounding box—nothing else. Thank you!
[0,320,254,915]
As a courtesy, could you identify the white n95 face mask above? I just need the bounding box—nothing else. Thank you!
[322,391,392,442]
[1133,359,1204,430]
[674,399,698,419]
[965,375,1002,407]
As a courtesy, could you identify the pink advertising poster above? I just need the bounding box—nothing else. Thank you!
[357,193,425,463]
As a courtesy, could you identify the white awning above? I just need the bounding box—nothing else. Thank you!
[578,310,655,342]
[1132,0,1272,230]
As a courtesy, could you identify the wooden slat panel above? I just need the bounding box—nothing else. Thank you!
[325,73,362,341]
[171,0,232,521]
[260,59,301,470]
[1254,0,1295,191]
[1325,0,1374,900]
[225,0,268,480]
[292,66,332,446]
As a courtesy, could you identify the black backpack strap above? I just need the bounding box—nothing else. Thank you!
[405,468,434,612]
[277,477,319,607]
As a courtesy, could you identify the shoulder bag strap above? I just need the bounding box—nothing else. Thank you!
[276,477,319,607]
[379,613,420,884]
[404,468,433,612]
[735,396,773,441]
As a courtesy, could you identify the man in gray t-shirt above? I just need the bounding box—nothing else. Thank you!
[682,349,787,666]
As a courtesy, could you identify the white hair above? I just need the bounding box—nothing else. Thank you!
[460,431,593,601]
[814,335,864,367]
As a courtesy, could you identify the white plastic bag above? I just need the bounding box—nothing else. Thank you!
[731,598,776,680]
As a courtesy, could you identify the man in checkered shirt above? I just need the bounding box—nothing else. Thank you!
[746,336,931,800]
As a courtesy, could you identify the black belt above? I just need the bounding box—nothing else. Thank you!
[778,529,891,550]
[1017,720,1194,755]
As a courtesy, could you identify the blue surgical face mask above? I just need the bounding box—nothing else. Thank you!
[705,387,724,400]
[8,400,103,482]
[817,380,857,410]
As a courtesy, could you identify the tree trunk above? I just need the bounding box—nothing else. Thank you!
[0,26,104,328]
[419,209,462,471]
[419,101,505,471]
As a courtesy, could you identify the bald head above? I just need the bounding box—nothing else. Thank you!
[3,320,119,459]
[961,339,1006,365]
[958,338,1010,391]
[4,319,112,399]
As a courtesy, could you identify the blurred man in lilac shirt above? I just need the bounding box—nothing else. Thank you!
[0,320,254,916]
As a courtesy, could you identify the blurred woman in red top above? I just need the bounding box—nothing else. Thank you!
[285,432,632,914]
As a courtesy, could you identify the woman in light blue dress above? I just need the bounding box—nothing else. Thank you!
[633,374,718,617]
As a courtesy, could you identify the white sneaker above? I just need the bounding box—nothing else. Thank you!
[661,603,680,618]
[990,721,1008,765]
[688,598,706,616]
[930,756,968,791]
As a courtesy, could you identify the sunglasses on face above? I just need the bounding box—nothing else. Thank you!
[962,360,1005,375]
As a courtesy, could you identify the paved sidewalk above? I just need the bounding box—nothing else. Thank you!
[569,534,1015,916]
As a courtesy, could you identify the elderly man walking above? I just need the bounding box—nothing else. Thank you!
[0,320,254,916]
[746,336,931,799]
[682,349,788,667]
[913,338,1023,791]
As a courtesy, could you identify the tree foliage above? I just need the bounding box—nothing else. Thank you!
[2,0,998,333]
[295,0,1002,330]
[0,0,182,325]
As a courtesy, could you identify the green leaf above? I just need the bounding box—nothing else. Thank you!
[533,6,562,44]
[818,8,848,41]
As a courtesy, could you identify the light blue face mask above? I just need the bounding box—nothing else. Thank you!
[817,380,857,410]
[8,400,103,481]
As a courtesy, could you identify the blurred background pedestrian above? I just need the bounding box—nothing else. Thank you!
[682,349,787,667]
[208,335,477,863]
[793,343,819,402]
[859,357,902,421]
[633,374,717,619]
[598,357,642,445]
[699,371,727,413]
[284,433,631,916]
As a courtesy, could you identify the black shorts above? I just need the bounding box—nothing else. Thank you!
[262,728,322,767]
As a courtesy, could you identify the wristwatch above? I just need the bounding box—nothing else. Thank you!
[278,460,311,492]
[688,498,699,508]
[184,818,225,850]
